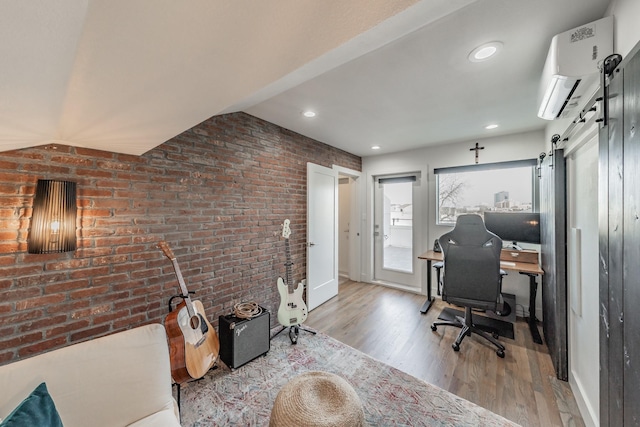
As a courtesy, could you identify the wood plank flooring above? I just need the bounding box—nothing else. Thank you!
[305,280,584,427]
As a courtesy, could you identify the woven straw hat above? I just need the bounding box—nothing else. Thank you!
[269,371,365,427]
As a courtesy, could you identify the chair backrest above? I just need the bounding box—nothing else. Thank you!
[438,214,503,309]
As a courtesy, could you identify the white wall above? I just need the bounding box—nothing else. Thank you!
[362,130,545,316]
[608,0,640,58]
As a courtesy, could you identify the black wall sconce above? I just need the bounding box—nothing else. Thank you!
[28,179,77,254]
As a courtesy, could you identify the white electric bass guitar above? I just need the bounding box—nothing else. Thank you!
[276,219,308,327]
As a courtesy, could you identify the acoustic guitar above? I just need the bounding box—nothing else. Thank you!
[276,219,308,327]
[159,241,219,384]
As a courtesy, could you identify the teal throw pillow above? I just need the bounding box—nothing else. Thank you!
[0,382,63,427]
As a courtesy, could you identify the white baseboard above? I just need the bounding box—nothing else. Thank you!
[369,279,423,295]
[569,370,598,427]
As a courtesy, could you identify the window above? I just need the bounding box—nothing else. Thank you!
[435,159,538,225]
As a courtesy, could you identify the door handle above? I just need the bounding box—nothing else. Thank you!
[308,242,316,247]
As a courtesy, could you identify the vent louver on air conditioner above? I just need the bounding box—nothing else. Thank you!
[537,16,613,121]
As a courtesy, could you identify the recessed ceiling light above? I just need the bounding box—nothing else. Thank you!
[485,124,499,130]
[371,145,381,150]
[468,41,503,62]
[302,111,316,118]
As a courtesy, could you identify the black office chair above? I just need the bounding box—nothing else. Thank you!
[430,214,506,358]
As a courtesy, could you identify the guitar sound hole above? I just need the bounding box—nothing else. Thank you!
[189,315,201,330]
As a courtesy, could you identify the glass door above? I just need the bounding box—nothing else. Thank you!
[373,175,418,287]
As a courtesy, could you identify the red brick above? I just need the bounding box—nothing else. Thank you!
[0,351,15,364]
[71,304,110,320]
[69,285,109,300]
[0,331,42,351]
[18,315,67,333]
[70,267,110,280]
[82,188,114,197]
[70,325,111,342]
[47,300,90,315]
[46,319,91,338]
[2,288,40,305]
[43,279,88,294]
[45,258,91,271]
[75,168,113,178]
[113,313,147,329]
[18,336,68,358]
[16,294,66,311]
[93,309,130,325]
[75,147,114,159]
[50,155,94,166]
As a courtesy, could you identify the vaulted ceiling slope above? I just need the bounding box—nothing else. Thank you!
[0,0,425,155]
[0,0,610,157]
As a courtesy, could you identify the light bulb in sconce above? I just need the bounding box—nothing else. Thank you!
[50,218,61,243]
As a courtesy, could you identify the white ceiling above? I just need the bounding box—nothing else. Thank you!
[0,0,611,158]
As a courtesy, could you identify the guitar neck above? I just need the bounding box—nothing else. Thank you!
[284,239,294,294]
[170,258,196,318]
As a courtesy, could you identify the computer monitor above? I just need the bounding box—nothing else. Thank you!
[483,212,541,249]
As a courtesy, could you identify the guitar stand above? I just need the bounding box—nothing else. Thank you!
[172,373,215,422]
[271,324,316,344]
[168,292,195,312]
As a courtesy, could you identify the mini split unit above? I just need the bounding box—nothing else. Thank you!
[538,16,613,121]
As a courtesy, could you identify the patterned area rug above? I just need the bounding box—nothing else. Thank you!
[178,327,519,426]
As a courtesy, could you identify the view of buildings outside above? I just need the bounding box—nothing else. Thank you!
[438,166,533,225]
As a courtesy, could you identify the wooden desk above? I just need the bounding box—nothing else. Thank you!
[418,249,544,344]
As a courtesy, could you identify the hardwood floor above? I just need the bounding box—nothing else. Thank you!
[305,280,585,427]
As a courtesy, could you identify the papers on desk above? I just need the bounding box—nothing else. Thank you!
[500,261,516,267]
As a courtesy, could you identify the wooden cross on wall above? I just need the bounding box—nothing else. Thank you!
[470,142,484,164]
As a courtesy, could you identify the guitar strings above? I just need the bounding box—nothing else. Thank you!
[233,301,262,319]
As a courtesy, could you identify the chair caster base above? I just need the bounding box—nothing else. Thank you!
[431,324,437,331]
[452,343,460,352]
[497,349,505,358]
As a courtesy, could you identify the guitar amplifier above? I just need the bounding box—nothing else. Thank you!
[218,308,270,370]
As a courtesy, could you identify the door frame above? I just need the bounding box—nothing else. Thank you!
[333,165,362,282]
[365,170,424,291]
[373,175,417,284]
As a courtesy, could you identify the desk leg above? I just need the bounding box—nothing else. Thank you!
[420,260,434,314]
[521,272,543,344]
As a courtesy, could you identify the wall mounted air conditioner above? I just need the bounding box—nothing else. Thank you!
[537,16,613,120]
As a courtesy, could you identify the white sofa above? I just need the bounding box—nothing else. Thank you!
[0,324,180,426]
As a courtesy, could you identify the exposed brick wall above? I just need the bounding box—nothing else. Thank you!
[0,112,361,365]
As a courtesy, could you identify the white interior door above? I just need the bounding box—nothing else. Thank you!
[306,162,338,311]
